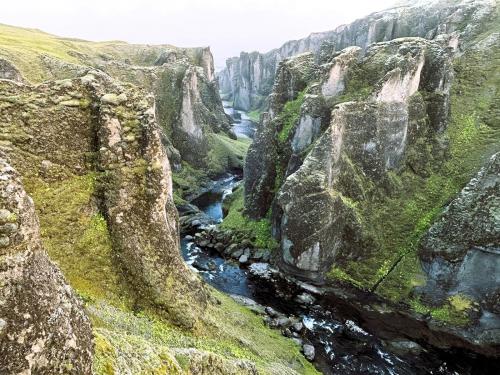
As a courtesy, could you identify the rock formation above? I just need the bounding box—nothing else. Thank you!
[0,71,208,327]
[273,38,453,281]
[242,0,499,355]
[0,155,93,374]
[0,24,235,176]
[219,0,495,111]
[418,152,500,347]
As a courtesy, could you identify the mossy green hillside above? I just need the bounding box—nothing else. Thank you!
[24,173,133,307]
[222,187,278,250]
[0,23,186,83]
[91,290,319,375]
[206,133,251,176]
[247,109,262,123]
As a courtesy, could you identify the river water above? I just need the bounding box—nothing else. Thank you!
[222,100,257,138]
[179,102,498,375]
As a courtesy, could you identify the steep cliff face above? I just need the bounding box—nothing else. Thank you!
[0,155,93,374]
[219,0,495,111]
[244,52,317,219]
[100,52,234,172]
[417,152,499,346]
[275,38,452,282]
[0,71,207,327]
[0,24,236,178]
[243,0,499,354]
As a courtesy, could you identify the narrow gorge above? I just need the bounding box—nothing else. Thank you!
[0,0,499,374]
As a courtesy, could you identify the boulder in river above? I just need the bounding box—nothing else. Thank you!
[302,344,315,361]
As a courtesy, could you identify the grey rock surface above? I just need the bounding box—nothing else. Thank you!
[0,155,93,374]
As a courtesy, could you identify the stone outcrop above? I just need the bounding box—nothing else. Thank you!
[3,33,233,175]
[0,58,25,83]
[0,71,207,328]
[418,152,500,345]
[244,52,319,219]
[273,38,452,281]
[218,0,495,111]
[100,53,233,171]
[0,155,93,374]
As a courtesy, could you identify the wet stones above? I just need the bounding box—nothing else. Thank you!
[192,228,271,267]
[302,344,315,361]
[295,292,316,306]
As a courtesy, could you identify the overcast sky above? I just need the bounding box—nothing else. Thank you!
[1,0,397,68]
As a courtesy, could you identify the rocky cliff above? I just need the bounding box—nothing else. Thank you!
[243,0,499,355]
[0,24,245,182]
[0,70,207,327]
[0,26,318,374]
[219,0,494,112]
[0,155,93,374]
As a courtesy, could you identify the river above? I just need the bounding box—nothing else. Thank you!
[179,102,497,375]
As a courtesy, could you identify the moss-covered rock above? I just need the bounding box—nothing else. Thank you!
[0,155,93,374]
[243,2,499,354]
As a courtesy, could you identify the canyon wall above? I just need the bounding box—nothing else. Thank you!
[243,0,499,354]
[219,0,494,111]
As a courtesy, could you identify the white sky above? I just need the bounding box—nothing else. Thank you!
[0,0,397,68]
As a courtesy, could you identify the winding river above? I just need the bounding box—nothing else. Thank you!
[179,102,497,375]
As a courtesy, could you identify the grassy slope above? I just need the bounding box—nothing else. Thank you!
[24,171,317,374]
[222,187,278,250]
[0,23,174,82]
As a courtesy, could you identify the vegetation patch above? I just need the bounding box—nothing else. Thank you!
[410,294,475,326]
[221,187,278,250]
[24,173,133,307]
[247,109,262,123]
[90,289,319,375]
[277,91,305,143]
[206,133,251,176]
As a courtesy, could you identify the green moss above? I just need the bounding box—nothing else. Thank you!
[247,110,261,123]
[89,289,319,375]
[327,267,363,288]
[155,66,186,139]
[172,162,210,200]
[277,91,305,143]
[221,187,278,250]
[206,133,251,176]
[410,294,475,327]
[24,173,132,307]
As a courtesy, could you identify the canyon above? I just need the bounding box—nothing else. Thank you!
[0,0,499,374]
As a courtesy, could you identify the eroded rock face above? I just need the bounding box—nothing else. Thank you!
[418,152,500,344]
[0,71,207,328]
[244,112,278,218]
[0,156,93,374]
[244,52,319,219]
[271,38,452,281]
[37,45,231,173]
[218,0,495,112]
[102,56,232,171]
